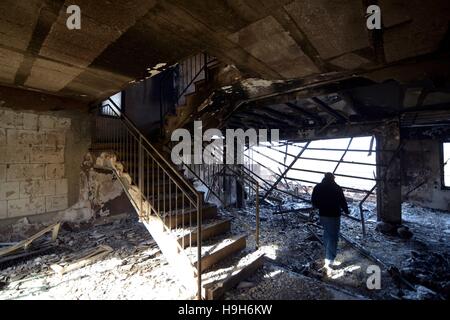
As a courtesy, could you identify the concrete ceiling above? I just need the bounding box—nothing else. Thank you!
[0,0,449,103]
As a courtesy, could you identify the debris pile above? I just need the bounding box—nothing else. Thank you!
[400,251,450,300]
[0,223,61,270]
[0,215,191,300]
[223,191,450,300]
[0,192,448,300]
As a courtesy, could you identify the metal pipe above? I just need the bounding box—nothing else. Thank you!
[256,182,260,249]
[139,136,143,219]
[197,196,202,300]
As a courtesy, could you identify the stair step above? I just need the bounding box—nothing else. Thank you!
[187,234,247,273]
[124,160,181,170]
[147,191,204,211]
[90,144,148,153]
[122,169,185,182]
[176,218,232,248]
[141,180,177,193]
[202,251,265,300]
[124,174,192,188]
[163,204,218,229]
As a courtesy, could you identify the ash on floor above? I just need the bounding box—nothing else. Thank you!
[0,215,192,300]
[221,199,450,300]
[0,199,448,300]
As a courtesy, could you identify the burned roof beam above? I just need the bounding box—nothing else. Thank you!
[240,110,293,127]
[226,119,250,130]
[285,102,324,124]
[227,116,265,129]
[217,77,375,129]
[311,97,349,123]
[254,107,302,127]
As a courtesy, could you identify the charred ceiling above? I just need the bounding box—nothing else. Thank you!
[0,0,449,104]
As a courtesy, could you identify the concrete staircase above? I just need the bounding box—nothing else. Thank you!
[90,140,264,299]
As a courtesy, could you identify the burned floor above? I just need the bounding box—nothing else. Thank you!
[1,0,450,302]
[1,196,449,300]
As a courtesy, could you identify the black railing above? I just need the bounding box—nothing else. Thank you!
[159,53,217,136]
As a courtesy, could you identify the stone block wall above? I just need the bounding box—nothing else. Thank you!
[0,108,70,220]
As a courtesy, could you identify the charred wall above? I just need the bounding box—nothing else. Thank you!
[401,138,450,211]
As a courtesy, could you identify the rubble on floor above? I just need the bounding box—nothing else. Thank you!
[0,198,448,300]
[225,263,364,300]
[0,215,192,300]
[221,197,450,300]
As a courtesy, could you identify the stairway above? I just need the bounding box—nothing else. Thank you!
[161,53,240,142]
[92,108,264,299]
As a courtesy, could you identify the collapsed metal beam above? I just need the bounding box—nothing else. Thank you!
[333,138,353,174]
[261,142,311,202]
[264,143,380,167]
[240,163,309,202]
[281,176,371,193]
[249,146,379,182]
[239,111,290,127]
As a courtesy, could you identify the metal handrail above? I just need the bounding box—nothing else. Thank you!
[165,139,261,247]
[176,53,217,104]
[107,98,199,199]
[181,162,262,249]
[181,162,227,208]
[95,102,203,299]
[224,165,261,248]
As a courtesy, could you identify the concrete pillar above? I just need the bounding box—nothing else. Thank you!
[376,121,402,225]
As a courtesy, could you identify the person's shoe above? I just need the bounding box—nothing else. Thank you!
[331,260,342,267]
[319,259,334,277]
[318,259,330,271]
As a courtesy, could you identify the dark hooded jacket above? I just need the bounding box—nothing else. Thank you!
[311,178,349,217]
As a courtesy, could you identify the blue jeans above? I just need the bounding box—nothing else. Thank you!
[320,216,341,261]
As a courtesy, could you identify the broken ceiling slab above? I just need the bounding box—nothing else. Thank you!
[0,0,43,50]
[25,0,157,93]
[0,0,449,102]
[0,48,23,84]
[228,16,319,78]
[380,0,450,63]
[284,0,370,60]
[25,58,82,92]
[329,53,372,70]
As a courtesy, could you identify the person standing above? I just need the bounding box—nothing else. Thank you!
[311,172,349,273]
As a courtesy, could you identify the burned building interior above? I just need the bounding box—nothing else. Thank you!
[0,0,449,301]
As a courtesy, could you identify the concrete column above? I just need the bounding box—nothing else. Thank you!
[376,121,402,225]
